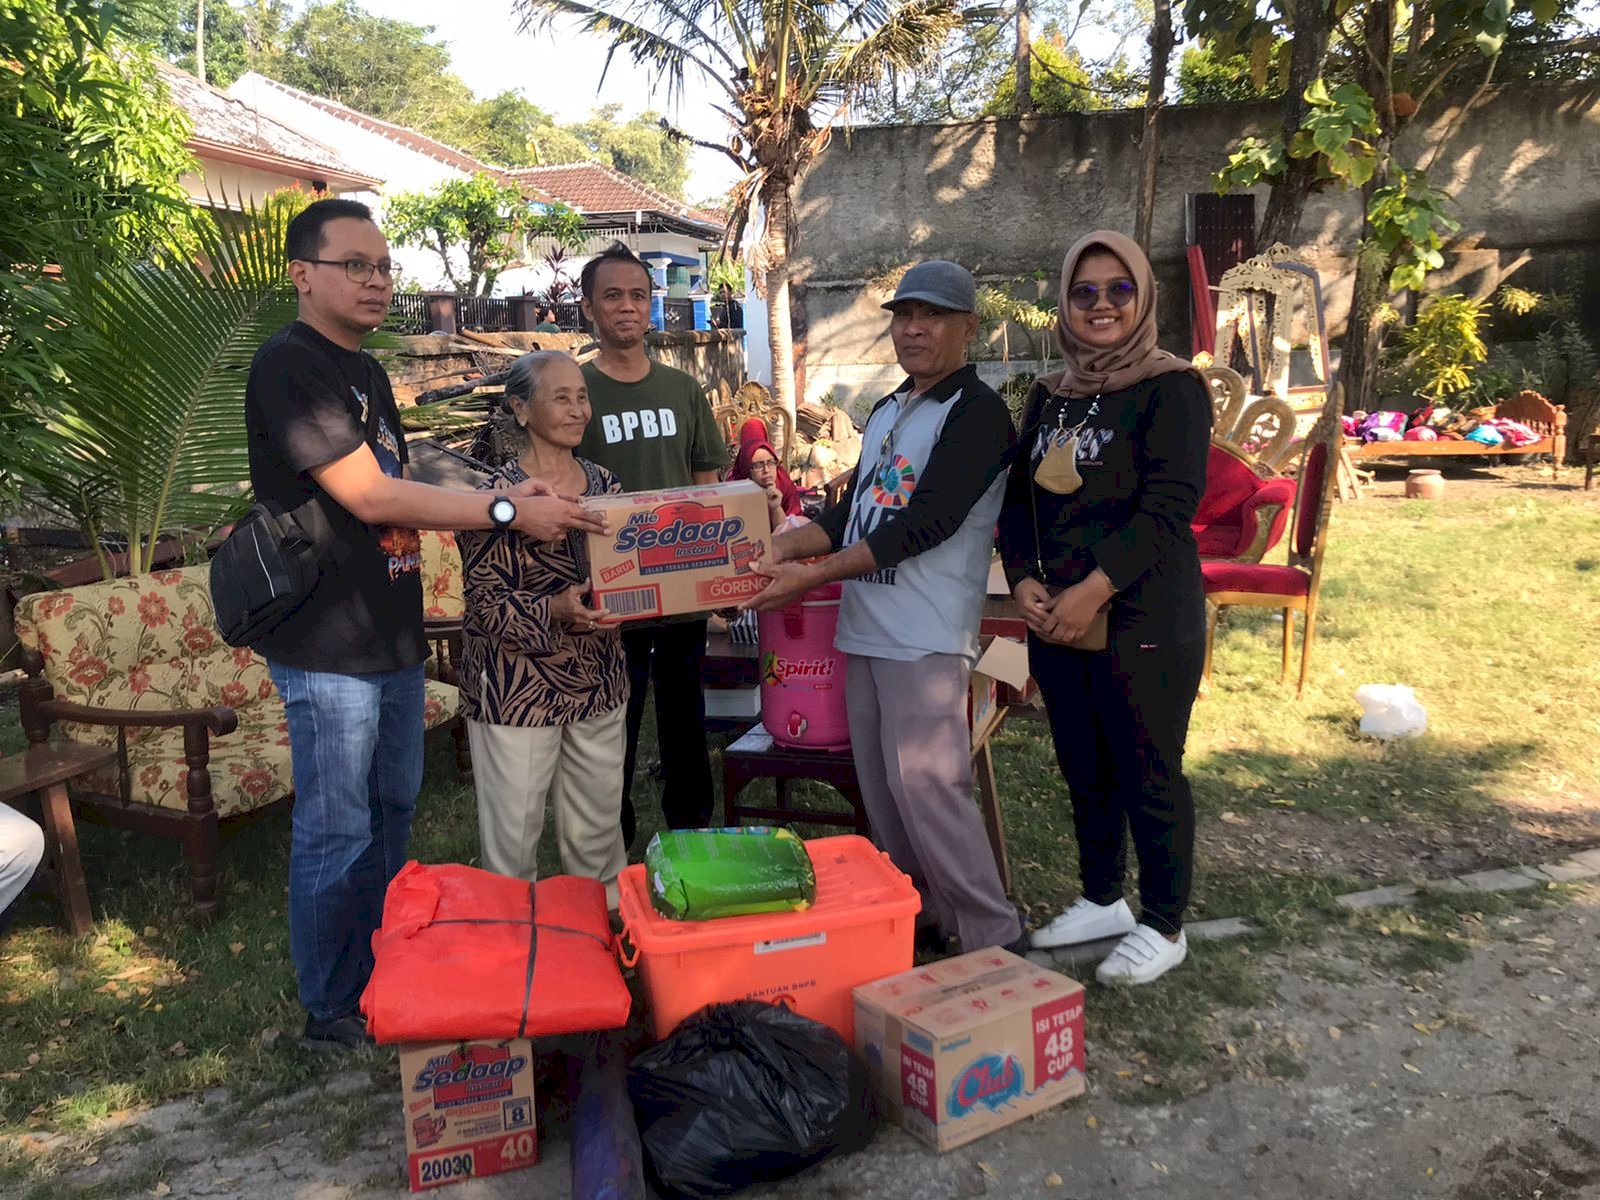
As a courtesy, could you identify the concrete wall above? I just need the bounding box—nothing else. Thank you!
[793,82,1600,410]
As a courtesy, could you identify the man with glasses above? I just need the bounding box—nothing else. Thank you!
[743,261,1026,958]
[246,198,605,1050]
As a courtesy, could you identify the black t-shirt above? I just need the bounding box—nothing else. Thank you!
[998,369,1211,642]
[244,321,427,673]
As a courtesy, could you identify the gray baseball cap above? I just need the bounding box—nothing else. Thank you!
[881,260,976,313]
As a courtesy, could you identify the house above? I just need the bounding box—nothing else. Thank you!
[504,163,725,302]
[219,73,735,333]
[158,61,379,212]
[225,71,552,288]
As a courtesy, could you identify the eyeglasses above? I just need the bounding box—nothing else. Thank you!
[1067,279,1136,311]
[747,457,778,473]
[301,258,400,285]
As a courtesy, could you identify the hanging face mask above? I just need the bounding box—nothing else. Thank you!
[1033,427,1084,495]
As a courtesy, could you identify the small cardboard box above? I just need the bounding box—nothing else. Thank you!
[854,948,1086,1152]
[584,481,771,620]
[969,634,1030,751]
[399,1037,538,1191]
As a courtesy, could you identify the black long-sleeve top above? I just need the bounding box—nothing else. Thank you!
[997,369,1211,642]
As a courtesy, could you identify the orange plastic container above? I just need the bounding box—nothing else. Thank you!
[618,834,920,1044]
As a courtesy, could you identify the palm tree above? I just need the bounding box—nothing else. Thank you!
[515,0,960,419]
[7,202,300,577]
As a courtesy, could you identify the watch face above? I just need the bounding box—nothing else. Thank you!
[491,498,516,526]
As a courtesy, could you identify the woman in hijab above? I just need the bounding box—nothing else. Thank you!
[998,231,1211,987]
[729,417,803,526]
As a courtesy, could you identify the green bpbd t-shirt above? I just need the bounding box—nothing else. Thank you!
[577,361,729,490]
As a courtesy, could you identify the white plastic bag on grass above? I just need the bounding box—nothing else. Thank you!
[1355,684,1428,739]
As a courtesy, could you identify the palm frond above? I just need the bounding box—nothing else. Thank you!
[11,198,300,575]
[825,0,960,90]
[514,0,746,103]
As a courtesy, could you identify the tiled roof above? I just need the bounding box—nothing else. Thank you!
[227,72,553,202]
[157,61,378,186]
[506,162,724,230]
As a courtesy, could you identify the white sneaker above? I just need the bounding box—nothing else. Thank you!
[1030,897,1137,950]
[1095,926,1188,986]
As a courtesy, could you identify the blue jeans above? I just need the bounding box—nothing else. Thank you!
[269,661,425,1021]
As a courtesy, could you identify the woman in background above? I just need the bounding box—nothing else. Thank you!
[730,417,803,527]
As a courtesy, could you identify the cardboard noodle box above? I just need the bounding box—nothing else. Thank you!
[585,481,772,620]
[854,948,1086,1152]
[399,1037,538,1191]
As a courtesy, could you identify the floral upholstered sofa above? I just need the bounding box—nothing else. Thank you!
[14,546,462,922]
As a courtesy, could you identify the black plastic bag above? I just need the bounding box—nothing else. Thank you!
[628,1001,874,1198]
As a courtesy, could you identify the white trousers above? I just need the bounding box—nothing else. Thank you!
[0,802,45,916]
[467,705,628,908]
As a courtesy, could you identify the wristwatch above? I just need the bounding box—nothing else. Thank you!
[489,497,517,530]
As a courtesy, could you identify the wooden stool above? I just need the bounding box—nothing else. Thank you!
[721,725,870,836]
[0,742,116,935]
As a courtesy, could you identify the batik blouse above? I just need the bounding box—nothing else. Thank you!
[457,458,627,726]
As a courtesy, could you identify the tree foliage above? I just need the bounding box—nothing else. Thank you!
[121,0,286,87]
[6,202,302,575]
[384,174,545,296]
[863,1,1153,123]
[1177,42,1283,102]
[1395,293,1489,398]
[384,176,587,297]
[0,0,198,508]
[982,38,1102,115]
[515,0,961,416]
[566,105,690,197]
[275,0,469,133]
[123,2,691,193]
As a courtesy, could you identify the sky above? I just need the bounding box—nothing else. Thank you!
[362,0,742,200]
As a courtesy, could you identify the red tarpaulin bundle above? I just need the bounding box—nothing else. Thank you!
[360,861,632,1043]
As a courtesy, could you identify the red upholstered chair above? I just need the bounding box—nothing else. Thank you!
[1192,443,1297,562]
[1201,422,1338,697]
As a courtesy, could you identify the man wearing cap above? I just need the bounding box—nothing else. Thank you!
[744,261,1024,956]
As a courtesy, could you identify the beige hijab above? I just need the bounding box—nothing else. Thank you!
[1036,230,1203,400]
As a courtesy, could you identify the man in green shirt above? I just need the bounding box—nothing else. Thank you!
[577,244,729,844]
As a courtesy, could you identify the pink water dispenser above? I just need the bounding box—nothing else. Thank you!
[757,581,851,750]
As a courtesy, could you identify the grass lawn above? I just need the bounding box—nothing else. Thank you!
[2,466,1597,1190]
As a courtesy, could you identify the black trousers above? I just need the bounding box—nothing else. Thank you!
[1028,632,1203,936]
[620,621,714,842]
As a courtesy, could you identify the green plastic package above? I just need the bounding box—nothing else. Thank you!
[646,827,817,921]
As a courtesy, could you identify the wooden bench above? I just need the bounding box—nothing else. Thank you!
[1347,390,1567,479]
[0,742,117,934]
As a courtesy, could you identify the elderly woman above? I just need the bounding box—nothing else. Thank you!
[457,351,626,905]
[998,231,1211,987]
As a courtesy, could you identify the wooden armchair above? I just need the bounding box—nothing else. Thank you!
[1194,443,1297,563]
[12,566,460,921]
[1200,414,1340,697]
[1205,366,1302,473]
